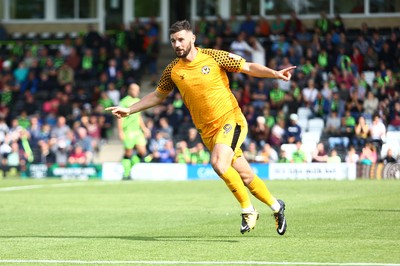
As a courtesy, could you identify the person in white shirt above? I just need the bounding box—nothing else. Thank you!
[302,79,318,108]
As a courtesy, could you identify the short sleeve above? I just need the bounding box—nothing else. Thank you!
[201,48,246,73]
[156,59,179,95]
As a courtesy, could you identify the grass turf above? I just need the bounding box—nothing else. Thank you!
[0,178,399,265]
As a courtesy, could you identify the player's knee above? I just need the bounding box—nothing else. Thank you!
[241,172,254,186]
[211,159,229,176]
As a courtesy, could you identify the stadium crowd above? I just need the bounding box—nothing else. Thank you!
[0,12,399,175]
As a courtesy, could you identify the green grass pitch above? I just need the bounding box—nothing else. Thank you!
[0,178,399,265]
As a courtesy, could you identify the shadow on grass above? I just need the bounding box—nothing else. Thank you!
[0,235,243,243]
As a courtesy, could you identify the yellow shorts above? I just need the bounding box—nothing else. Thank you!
[200,108,248,160]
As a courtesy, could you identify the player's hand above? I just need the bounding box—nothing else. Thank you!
[105,106,131,119]
[276,66,296,81]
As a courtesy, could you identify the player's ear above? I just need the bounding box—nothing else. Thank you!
[192,33,196,43]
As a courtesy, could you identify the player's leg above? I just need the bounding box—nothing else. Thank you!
[122,147,133,179]
[232,156,279,209]
[122,130,137,179]
[232,156,287,235]
[210,143,259,234]
[204,113,258,234]
[132,131,148,163]
[211,143,252,210]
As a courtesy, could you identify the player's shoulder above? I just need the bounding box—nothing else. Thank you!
[199,48,229,57]
[200,48,244,63]
[166,58,180,70]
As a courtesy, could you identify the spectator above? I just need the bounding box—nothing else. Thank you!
[380,148,397,164]
[269,80,286,112]
[327,148,341,163]
[51,139,70,167]
[35,141,56,165]
[51,116,70,142]
[68,144,87,165]
[312,143,328,163]
[250,80,268,110]
[229,31,253,62]
[269,118,285,149]
[106,82,120,106]
[258,143,278,163]
[327,111,351,149]
[387,102,400,132]
[345,146,359,163]
[243,141,258,163]
[315,11,330,36]
[184,127,201,152]
[368,114,386,152]
[270,15,285,37]
[285,11,303,38]
[190,142,210,165]
[302,79,318,108]
[284,114,302,144]
[278,149,290,163]
[152,139,176,163]
[74,126,95,164]
[240,14,257,36]
[84,24,103,52]
[175,140,191,164]
[363,91,379,117]
[359,142,378,165]
[353,116,370,149]
[291,141,307,163]
[250,116,269,148]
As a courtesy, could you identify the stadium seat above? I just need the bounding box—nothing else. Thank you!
[297,118,308,132]
[26,32,37,39]
[300,141,317,163]
[302,131,321,144]
[307,118,324,132]
[55,32,66,39]
[69,32,79,38]
[40,32,51,40]
[12,32,23,40]
[280,144,297,161]
[297,107,312,120]
[384,131,400,145]
[380,142,399,158]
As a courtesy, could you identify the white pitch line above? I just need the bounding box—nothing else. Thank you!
[0,181,110,192]
[0,260,399,265]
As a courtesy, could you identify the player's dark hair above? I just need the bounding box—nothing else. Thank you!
[169,20,192,34]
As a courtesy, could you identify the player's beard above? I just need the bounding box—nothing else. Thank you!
[175,42,192,58]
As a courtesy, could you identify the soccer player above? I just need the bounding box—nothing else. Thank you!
[117,83,150,179]
[106,20,295,235]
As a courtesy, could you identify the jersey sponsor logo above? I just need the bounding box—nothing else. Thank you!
[201,66,210,74]
[179,73,185,80]
[223,124,232,134]
[228,53,242,60]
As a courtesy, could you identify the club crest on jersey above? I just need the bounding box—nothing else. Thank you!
[223,124,232,134]
[201,66,210,74]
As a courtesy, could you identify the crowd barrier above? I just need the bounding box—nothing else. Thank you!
[0,162,397,180]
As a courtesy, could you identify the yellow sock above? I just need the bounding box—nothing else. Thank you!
[247,175,276,207]
[219,167,251,209]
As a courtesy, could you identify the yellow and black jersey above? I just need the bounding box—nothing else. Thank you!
[156,48,246,136]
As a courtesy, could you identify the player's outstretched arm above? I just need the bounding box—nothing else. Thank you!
[105,90,167,119]
[241,62,296,81]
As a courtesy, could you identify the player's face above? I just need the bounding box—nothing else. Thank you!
[170,30,194,58]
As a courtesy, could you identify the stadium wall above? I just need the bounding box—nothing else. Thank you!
[4,162,398,181]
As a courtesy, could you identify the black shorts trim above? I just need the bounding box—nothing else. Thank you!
[231,124,241,151]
